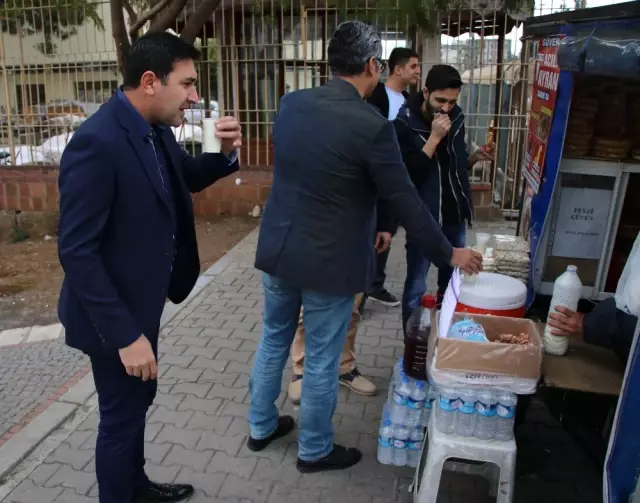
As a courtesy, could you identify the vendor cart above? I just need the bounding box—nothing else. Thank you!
[521,3,640,502]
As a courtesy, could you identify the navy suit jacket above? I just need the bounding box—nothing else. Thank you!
[254,79,453,296]
[57,93,238,354]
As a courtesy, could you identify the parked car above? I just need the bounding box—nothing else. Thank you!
[183,99,219,124]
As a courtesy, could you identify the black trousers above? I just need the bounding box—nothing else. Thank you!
[91,351,157,503]
[369,223,398,293]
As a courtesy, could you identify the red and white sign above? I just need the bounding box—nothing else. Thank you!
[522,35,563,193]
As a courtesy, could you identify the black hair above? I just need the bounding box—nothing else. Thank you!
[122,32,201,89]
[425,64,463,92]
[388,47,419,73]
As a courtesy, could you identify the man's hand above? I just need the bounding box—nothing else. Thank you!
[547,306,584,338]
[375,232,392,254]
[450,248,483,275]
[119,335,157,381]
[431,114,451,141]
[216,116,243,157]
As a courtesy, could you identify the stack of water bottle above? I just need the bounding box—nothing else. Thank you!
[377,358,520,468]
[434,385,518,441]
[377,358,435,467]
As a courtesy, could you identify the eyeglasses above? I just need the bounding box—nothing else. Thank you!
[375,58,387,73]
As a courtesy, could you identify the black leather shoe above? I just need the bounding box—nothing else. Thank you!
[133,481,194,503]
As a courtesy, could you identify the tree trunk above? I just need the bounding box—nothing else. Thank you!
[179,0,222,43]
[111,0,130,74]
[149,0,189,33]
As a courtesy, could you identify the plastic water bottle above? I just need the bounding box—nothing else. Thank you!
[407,427,425,468]
[377,416,395,465]
[392,424,410,466]
[495,392,518,441]
[543,265,582,356]
[406,380,427,427]
[455,388,477,437]
[393,358,404,386]
[474,390,497,440]
[390,377,412,425]
[435,387,458,434]
[421,385,436,427]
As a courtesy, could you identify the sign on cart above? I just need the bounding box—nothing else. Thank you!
[551,187,613,260]
[522,35,563,193]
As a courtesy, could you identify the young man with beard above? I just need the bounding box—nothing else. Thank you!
[392,64,493,328]
[365,47,421,307]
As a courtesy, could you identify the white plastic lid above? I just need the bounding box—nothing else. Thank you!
[567,265,578,273]
[458,272,527,311]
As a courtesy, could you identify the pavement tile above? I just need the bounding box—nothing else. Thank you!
[1,223,606,503]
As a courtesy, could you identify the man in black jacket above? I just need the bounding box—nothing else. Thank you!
[248,22,482,473]
[365,47,421,307]
[390,64,492,328]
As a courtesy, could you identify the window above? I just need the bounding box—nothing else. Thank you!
[15,84,46,113]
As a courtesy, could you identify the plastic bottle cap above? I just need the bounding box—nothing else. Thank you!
[567,265,578,272]
[421,295,438,308]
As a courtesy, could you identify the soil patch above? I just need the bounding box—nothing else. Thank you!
[0,216,257,331]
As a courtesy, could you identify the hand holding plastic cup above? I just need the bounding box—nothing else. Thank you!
[202,118,221,153]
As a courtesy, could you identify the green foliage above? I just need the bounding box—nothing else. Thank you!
[9,212,29,244]
[252,0,532,37]
[0,0,105,55]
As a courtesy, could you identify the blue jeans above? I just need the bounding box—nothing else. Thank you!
[401,223,466,329]
[249,273,355,461]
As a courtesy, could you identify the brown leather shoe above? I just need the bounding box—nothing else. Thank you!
[339,368,377,396]
[288,375,303,404]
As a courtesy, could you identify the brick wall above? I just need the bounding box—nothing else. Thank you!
[0,166,273,217]
[0,166,497,219]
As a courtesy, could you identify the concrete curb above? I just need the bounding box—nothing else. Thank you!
[0,227,258,481]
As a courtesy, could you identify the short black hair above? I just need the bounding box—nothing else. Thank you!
[122,32,201,89]
[425,64,463,92]
[328,21,382,77]
[388,47,419,73]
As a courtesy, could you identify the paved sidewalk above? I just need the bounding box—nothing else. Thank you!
[0,223,603,503]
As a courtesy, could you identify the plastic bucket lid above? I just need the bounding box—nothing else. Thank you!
[458,272,527,311]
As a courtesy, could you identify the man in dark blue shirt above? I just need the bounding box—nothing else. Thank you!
[57,32,241,503]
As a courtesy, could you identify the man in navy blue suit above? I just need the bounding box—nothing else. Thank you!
[57,32,241,503]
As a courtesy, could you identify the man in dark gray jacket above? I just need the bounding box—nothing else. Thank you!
[247,21,482,474]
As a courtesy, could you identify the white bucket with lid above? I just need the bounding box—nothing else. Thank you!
[456,272,527,317]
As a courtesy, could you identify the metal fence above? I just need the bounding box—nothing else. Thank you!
[0,0,580,213]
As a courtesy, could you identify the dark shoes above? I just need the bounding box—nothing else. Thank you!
[247,415,296,452]
[297,444,362,473]
[367,289,400,307]
[133,481,194,503]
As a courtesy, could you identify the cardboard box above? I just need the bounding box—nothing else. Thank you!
[429,312,543,380]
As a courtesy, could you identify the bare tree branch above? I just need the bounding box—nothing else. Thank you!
[111,0,131,73]
[129,0,171,37]
[148,0,189,33]
[122,0,137,24]
[179,0,221,42]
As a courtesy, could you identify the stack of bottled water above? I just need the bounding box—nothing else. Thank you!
[433,386,518,441]
[377,358,434,467]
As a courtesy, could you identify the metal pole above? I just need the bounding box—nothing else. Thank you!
[0,31,17,166]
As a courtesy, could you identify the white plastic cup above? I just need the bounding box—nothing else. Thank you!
[202,118,221,153]
[475,233,492,255]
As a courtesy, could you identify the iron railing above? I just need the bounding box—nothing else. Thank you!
[0,0,584,212]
